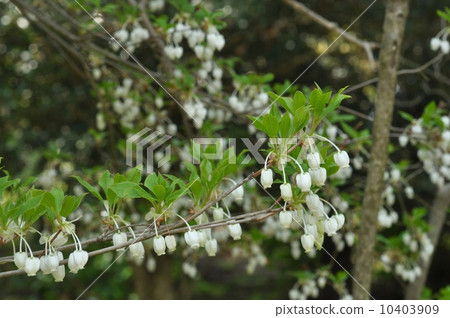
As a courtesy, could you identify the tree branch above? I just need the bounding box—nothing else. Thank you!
[282,0,379,70]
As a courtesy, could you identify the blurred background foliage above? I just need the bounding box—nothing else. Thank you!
[0,0,449,299]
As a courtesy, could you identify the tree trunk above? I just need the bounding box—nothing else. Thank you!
[132,256,176,299]
[404,184,450,299]
[352,0,409,300]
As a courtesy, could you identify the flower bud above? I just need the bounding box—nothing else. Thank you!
[301,233,315,253]
[334,151,350,168]
[227,223,242,240]
[165,235,177,251]
[153,236,166,256]
[296,172,312,192]
[280,183,293,202]
[279,211,292,228]
[205,239,218,256]
[261,168,273,189]
[307,152,321,169]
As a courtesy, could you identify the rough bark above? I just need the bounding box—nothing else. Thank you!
[405,184,450,299]
[352,0,409,300]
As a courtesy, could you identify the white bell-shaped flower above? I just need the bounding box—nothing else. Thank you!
[24,257,40,276]
[261,168,273,189]
[430,37,441,51]
[165,235,177,251]
[47,253,60,272]
[213,207,225,221]
[198,230,207,247]
[68,252,79,274]
[153,236,166,256]
[232,185,244,202]
[114,29,129,43]
[334,151,350,168]
[52,265,65,282]
[205,239,218,256]
[40,256,51,274]
[441,40,450,54]
[301,233,315,253]
[305,223,319,239]
[280,183,293,201]
[279,211,292,228]
[399,135,408,147]
[334,214,345,229]
[129,242,145,260]
[184,230,200,249]
[296,172,312,192]
[307,152,321,169]
[112,231,128,251]
[324,217,339,236]
[227,223,242,240]
[14,251,27,269]
[310,168,327,186]
[306,193,321,211]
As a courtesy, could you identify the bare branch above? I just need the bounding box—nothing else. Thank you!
[282,0,379,70]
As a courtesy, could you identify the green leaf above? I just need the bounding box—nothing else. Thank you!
[293,107,310,132]
[321,87,350,120]
[269,104,282,121]
[151,184,166,201]
[247,115,268,135]
[268,92,295,115]
[262,114,279,138]
[51,188,64,214]
[310,86,325,117]
[399,111,414,122]
[99,170,114,193]
[279,113,292,138]
[60,194,85,218]
[73,176,103,202]
[126,167,142,183]
[341,122,359,139]
[293,91,306,111]
[144,173,159,191]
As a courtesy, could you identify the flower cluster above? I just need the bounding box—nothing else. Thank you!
[110,78,140,128]
[112,23,149,54]
[261,135,350,254]
[229,84,269,113]
[399,110,450,188]
[11,218,89,282]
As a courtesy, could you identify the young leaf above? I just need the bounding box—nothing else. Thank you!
[73,176,103,202]
[262,114,279,138]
